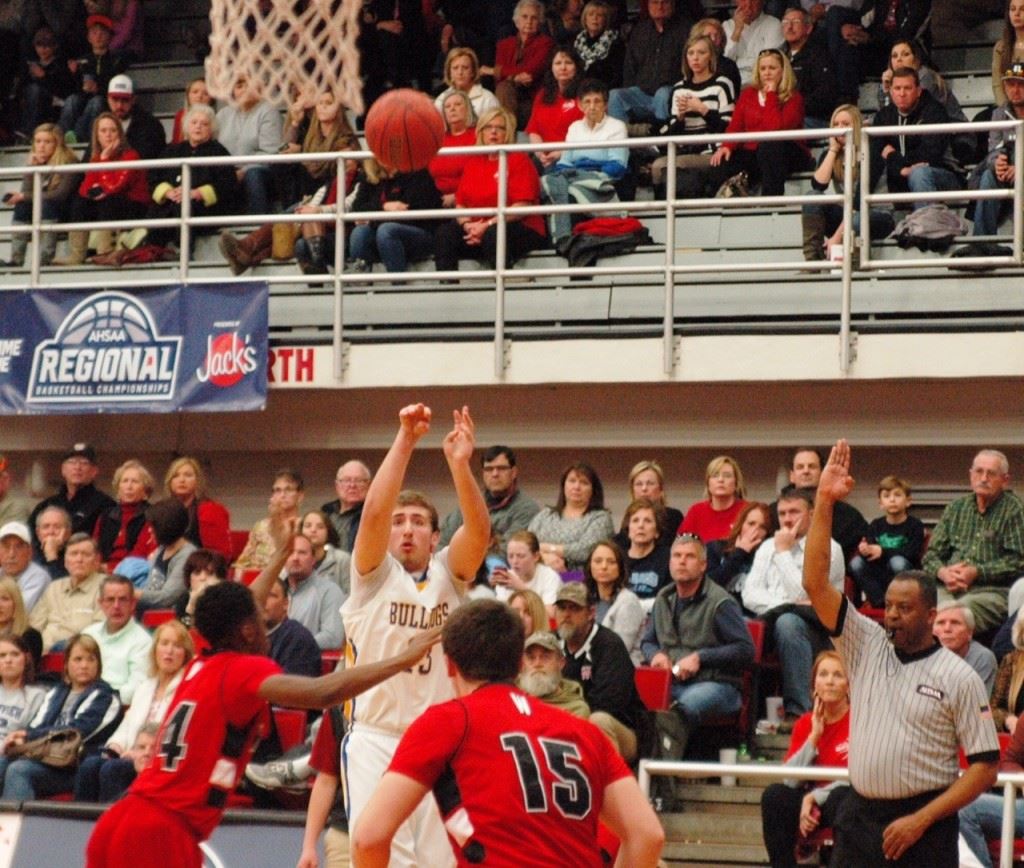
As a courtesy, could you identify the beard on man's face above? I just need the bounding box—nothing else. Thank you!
[518,669,561,697]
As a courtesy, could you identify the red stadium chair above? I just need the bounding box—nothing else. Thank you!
[229,530,250,563]
[634,667,670,712]
[321,649,342,675]
[237,569,262,586]
[40,652,65,675]
[700,619,764,745]
[273,708,307,753]
[142,609,176,629]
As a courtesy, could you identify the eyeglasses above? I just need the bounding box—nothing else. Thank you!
[336,477,369,486]
[481,123,507,133]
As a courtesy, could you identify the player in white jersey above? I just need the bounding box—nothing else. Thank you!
[341,403,490,868]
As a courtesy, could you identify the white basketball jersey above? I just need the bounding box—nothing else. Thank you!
[342,548,464,733]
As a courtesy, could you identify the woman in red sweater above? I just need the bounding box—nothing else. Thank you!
[482,0,556,126]
[164,457,232,561]
[679,455,748,543]
[61,112,149,264]
[428,91,478,208]
[707,49,809,197]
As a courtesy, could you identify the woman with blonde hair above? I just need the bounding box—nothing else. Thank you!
[707,49,809,197]
[508,588,550,636]
[0,579,43,668]
[990,608,1024,732]
[680,456,748,543]
[164,457,232,560]
[171,77,213,143]
[5,123,78,267]
[428,91,477,207]
[94,459,156,567]
[617,460,683,545]
[434,47,499,118]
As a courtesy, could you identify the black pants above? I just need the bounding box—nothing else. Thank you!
[68,193,146,225]
[832,788,958,868]
[761,782,849,868]
[434,220,545,272]
[707,142,811,197]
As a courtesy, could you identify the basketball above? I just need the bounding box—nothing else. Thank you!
[364,89,445,173]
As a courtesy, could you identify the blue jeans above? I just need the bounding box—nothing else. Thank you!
[774,613,817,715]
[972,166,1009,237]
[670,679,742,726]
[2,757,76,800]
[349,222,435,272]
[240,166,275,216]
[541,168,614,244]
[608,86,670,124]
[959,792,1021,868]
[902,165,963,211]
[849,554,912,608]
[60,92,106,142]
[803,199,897,242]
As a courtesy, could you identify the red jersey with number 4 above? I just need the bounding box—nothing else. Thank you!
[388,683,631,867]
[128,651,282,840]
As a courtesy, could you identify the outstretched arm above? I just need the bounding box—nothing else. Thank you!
[249,521,296,610]
[803,439,854,633]
[353,404,432,577]
[443,407,490,582]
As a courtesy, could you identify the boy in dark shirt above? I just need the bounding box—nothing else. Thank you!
[58,14,128,143]
[849,474,925,607]
[20,27,76,135]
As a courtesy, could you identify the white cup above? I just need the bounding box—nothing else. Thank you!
[766,696,784,723]
[719,748,737,786]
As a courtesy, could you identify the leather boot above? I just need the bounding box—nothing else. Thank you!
[801,212,827,261]
[39,223,58,265]
[90,229,115,256]
[219,224,273,275]
[54,230,88,265]
[298,235,328,275]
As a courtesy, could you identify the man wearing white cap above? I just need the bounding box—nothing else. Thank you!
[0,522,51,612]
[101,74,166,160]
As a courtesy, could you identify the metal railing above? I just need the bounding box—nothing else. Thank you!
[1,119,1020,381]
[639,759,1024,868]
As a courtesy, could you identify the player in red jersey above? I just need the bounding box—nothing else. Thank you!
[86,579,437,868]
[350,599,665,868]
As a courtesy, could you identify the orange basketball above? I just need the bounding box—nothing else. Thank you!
[364,89,445,173]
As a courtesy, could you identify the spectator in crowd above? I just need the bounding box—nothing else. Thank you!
[691,17,742,98]
[616,498,672,608]
[29,533,105,652]
[29,444,115,550]
[135,499,195,617]
[772,447,868,561]
[23,0,87,61]
[642,534,754,796]
[82,574,151,703]
[107,0,142,64]
[652,33,735,198]
[74,619,192,802]
[760,650,851,868]
[608,0,691,128]
[923,449,1024,633]
[0,635,45,746]
[171,78,213,143]
[990,608,1024,733]
[93,459,156,568]
[525,46,585,174]
[781,7,840,129]
[434,47,499,118]
[824,0,931,103]
[91,75,165,161]
[489,530,562,612]
[585,539,644,663]
[233,468,305,573]
[706,501,771,603]
[619,460,684,547]
[262,578,321,678]
[574,1,623,88]
[743,488,844,727]
[138,105,237,255]
[34,506,73,581]
[801,104,896,264]
[0,522,51,612]
[4,123,78,268]
[434,107,547,274]
[724,0,784,86]
[848,473,924,608]
[517,629,590,716]
[1,633,121,800]
[175,548,228,629]
[509,587,549,635]
[300,509,351,595]
[19,28,76,136]
[680,455,749,543]
[279,90,358,201]
[321,460,370,552]
[59,14,128,144]
[216,74,282,216]
[954,63,1024,262]
[57,113,148,265]
[0,580,43,668]
[163,457,232,561]
[868,67,962,208]
[548,0,583,42]
[993,0,1024,103]
[933,600,997,694]
[428,91,477,207]
[481,0,555,126]
[528,461,615,573]
[346,162,443,274]
[707,49,809,198]
[556,582,646,760]
[282,534,345,650]
[0,457,28,526]
[541,78,627,252]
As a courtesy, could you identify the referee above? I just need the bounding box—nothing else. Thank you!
[802,440,999,867]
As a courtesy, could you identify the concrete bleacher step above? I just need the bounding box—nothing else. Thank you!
[662,784,771,866]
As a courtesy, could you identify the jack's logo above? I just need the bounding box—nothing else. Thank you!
[27,292,182,403]
[196,331,258,387]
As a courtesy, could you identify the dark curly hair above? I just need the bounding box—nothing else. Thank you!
[195,581,258,650]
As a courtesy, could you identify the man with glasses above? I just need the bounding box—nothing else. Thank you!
[322,460,373,552]
[234,469,305,573]
[439,445,540,549]
[923,450,1024,633]
[780,7,839,129]
[723,0,783,85]
[83,574,152,703]
[29,443,115,555]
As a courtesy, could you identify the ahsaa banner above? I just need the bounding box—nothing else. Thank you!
[0,283,268,414]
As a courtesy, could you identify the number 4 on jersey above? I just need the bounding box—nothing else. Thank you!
[159,702,197,771]
[500,733,593,819]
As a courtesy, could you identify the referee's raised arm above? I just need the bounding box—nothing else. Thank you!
[803,440,854,633]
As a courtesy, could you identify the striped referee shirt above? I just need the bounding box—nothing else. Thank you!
[833,599,999,799]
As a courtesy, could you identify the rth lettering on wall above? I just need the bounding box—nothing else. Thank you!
[27,292,182,403]
[388,602,449,629]
[269,347,315,383]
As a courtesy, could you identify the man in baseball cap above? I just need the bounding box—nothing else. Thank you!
[58,12,129,143]
[102,73,166,159]
[0,455,30,526]
[517,630,590,717]
[0,521,51,611]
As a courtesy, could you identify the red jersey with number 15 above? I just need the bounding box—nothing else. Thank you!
[388,683,631,867]
[128,651,282,840]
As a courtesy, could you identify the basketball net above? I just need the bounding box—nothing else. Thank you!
[205,0,364,114]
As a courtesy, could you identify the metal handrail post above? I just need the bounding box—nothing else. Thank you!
[1001,780,1016,868]
[494,151,509,380]
[839,126,854,374]
[1015,121,1023,265]
[179,163,192,278]
[859,127,871,271]
[28,171,42,286]
[333,155,348,380]
[663,141,677,377]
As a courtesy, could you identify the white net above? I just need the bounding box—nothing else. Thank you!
[205,0,364,114]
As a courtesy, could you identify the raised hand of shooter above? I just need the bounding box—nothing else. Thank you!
[443,406,476,468]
